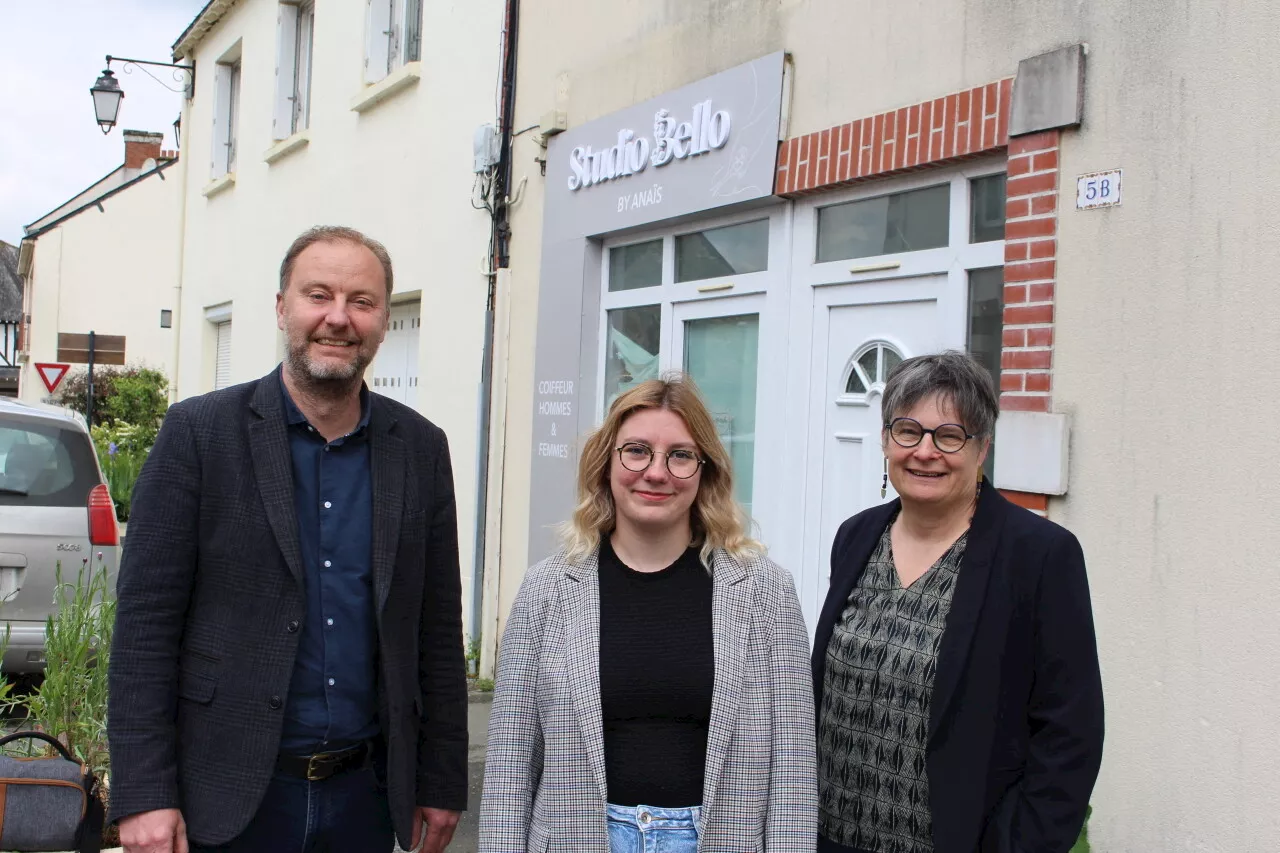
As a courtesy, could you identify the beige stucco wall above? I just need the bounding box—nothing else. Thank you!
[1050,3,1280,848]
[20,168,181,401]
[174,0,503,638]
[496,0,1280,849]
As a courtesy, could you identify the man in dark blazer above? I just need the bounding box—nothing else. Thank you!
[108,226,468,853]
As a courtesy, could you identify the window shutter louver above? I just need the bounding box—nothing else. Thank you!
[214,321,232,390]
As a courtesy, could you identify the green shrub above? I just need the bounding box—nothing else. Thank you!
[20,556,116,778]
[102,372,168,446]
[91,422,150,521]
[55,363,168,436]
[54,363,168,521]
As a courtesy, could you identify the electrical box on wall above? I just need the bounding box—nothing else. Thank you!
[473,124,500,173]
[994,411,1071,495]
[539,109,568,138]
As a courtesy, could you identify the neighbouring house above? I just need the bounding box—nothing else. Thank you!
[0,241,21,396]
[19,130,181,401]
[167,0,504,637]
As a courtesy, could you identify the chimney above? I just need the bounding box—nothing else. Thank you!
[123,129,165,169]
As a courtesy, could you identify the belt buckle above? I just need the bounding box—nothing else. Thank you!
[305,753,330,782]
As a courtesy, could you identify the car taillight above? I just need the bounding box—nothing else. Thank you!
[88,484,119,546]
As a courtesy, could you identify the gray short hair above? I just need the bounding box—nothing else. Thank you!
[279,226,394,296]
[881,350,1000,438]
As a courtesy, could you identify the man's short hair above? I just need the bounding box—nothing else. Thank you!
[279,226,394,297]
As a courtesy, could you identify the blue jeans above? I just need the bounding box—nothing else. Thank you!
[606,803,701,853]
[190,766,394,853]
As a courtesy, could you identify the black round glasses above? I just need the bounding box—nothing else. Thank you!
[615,443,705,479]
[885,417,975,454]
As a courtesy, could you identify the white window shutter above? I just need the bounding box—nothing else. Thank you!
[214,321,233,389]
[273,3,299,140]
[211,64,233,177]
[365,0,391,84]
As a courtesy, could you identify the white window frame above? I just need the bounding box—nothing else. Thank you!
[365,0,422,84]
[837,340,905,408]
[273,2,315,139]
[205,303,234,391]
[212,56,242,177]
[790,160,1008,346]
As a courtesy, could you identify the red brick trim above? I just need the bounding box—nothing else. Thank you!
[1000,489,1049,512]
[999,130,1060,414]
[775,78,1013,196]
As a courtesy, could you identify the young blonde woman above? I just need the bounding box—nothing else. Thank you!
[480,373,817,853]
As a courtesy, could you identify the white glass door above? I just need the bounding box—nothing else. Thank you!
[670,294,765,515]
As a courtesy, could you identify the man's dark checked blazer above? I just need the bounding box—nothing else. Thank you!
[107,371,468,849]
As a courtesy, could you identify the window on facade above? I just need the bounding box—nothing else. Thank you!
[400,0,423,63]
[608,240,663,292]
[970,174,1007,243]
[816,184,950,263]
[365,0,423,84]
[967,266,1004,478]
[273,2,315,139]
[212,59,242,177]
[603,306,660,409]
[675,219,769,283]
[844,342,902,396]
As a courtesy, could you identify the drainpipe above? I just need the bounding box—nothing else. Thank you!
[168,83,192,402]
[470,0,520,641]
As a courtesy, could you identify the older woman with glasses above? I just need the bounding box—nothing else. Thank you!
[481,373,817,853]
[812,351,1103,853]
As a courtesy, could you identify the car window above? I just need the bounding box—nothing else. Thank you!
[0,419,101,507]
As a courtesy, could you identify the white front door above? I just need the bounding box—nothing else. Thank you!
[797,273,959,623]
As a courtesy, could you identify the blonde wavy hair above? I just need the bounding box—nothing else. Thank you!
[561,372,761,567]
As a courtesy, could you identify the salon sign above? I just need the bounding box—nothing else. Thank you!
[567,100,732,191]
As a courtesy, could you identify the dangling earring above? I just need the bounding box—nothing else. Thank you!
[881,457,888,499]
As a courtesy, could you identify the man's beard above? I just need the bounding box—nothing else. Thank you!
[285,337,372,398]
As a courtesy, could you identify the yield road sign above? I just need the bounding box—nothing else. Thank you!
[34,363,71,394]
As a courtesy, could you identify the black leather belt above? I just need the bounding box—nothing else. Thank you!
[277,741,369,782]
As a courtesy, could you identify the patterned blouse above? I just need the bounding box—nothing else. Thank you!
[817,521,968,853]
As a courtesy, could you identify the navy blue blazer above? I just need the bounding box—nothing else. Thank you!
[812,486,1104,853]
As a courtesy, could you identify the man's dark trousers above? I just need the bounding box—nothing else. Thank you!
[189,764,393,853]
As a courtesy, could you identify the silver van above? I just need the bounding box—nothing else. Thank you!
[0,397,119,673]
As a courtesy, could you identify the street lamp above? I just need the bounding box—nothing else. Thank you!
[89,55,194,136]
[90,69,124,134]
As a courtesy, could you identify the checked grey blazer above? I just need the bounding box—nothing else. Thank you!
[479,546,818,853]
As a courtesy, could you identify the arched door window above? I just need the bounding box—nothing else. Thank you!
[838,341,903,405]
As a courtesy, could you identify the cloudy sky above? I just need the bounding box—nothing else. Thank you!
[0,0,208,245]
